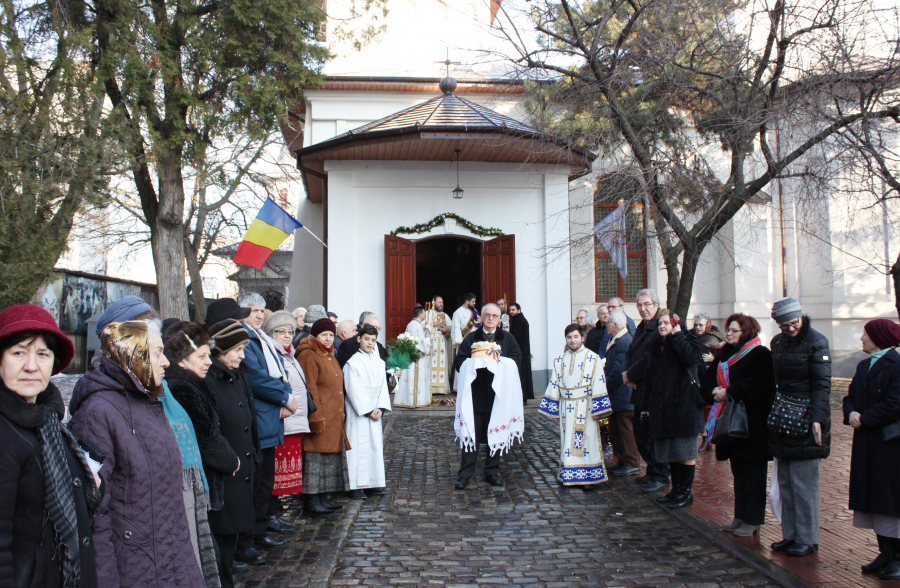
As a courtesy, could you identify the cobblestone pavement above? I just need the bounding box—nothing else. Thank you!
[325,413,778,588]
[689,378,876,588]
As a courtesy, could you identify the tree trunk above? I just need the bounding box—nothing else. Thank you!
[673,248,701,320]
[892,250,900,322]
[154,151,189,320]
[184,237,207,324]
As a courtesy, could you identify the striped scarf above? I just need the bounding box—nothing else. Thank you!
[706,336,761,439]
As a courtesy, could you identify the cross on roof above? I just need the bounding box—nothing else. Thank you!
[435,48,461,77]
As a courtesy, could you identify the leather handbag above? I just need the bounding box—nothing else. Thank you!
[711,395,749,445]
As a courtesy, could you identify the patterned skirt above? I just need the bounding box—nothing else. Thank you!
[301,450,349,495]
[273,434,303,495]
[653,434,699,463]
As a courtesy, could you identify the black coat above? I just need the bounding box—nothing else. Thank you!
[603,331,634,412]
[769,316,832,460]
[454,328,523,411]
[508,314,534,400]
[204,359,260,535]
[0,382,98,588]
[584,325,606,358]
[701,344,776,462]
[165,364,240,511]
[624,313,660,411]
[646,331,704,440]
[843,350,900,517]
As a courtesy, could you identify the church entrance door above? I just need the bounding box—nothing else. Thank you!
[384,234,516,341]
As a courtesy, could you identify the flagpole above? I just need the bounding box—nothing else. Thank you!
[302,225,328,249]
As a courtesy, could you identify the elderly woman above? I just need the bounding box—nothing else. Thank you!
[645,310,704,509]
[0,304,100,588]
[702,314,775,536]
[69,320,206,587]
[843,319,900,580]
[296,318,348,515]
[263,311,310,521]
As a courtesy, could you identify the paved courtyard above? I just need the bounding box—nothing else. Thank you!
[239,411,781,588]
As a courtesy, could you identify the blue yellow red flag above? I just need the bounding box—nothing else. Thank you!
[233,198,303,269]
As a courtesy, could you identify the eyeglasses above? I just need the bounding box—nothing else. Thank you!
[637,302,657,309]
[273,328,295,336]
[608,305,622,310]
[779,319,801,331]
[483,313,500,319]
[725,328,742,334]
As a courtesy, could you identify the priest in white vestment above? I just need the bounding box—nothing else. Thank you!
[394,307,433,408]
[426,296,452,394]
[343,324,392,497]
[539,324,613,487]
[451,294,478,391]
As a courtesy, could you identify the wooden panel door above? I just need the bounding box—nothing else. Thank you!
[384,235,416,342]
[482,235,516,307]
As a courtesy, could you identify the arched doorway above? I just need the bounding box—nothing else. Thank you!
[384,233,516,341]
[415,236,482,310]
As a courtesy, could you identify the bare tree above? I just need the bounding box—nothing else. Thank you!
[488,0,899,317]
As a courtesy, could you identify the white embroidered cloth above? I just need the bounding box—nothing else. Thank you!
[455,357,525,455]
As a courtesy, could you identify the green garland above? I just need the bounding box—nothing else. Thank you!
[390,213,504,237]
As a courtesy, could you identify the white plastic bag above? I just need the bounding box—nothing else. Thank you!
[769,458,782,522]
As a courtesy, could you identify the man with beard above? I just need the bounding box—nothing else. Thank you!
[508,303,534,403]
[453,303,523,489]
[425,296,452,395]
[451,294,478,392]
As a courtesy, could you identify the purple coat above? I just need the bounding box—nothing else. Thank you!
[68,358,206,588]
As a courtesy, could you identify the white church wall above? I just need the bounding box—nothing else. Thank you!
[322,159,570,388]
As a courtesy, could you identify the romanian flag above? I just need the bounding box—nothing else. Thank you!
[233,198,303,269]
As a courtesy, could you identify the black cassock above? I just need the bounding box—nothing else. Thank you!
[508,314,535,400]
[453,328,524,412]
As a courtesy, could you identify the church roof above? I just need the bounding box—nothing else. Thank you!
[295,78,594,202]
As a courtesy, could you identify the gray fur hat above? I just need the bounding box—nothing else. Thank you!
[304,304,327,327]
[263,310,295,337]
[771,297,802,323]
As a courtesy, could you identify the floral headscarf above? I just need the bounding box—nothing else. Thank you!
[101,320,156,390]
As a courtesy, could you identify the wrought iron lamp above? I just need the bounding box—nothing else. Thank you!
[453,149,464,199]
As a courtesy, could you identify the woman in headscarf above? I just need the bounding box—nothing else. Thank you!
[844,318,900,580]
[296,318,348,515]
[0,304,101,588]
[263,311,310,521]
[68,320,206,588]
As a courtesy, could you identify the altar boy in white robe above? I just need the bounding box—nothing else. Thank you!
[394,306,433,408]
[343,324,392,498]
[539,324,613,489]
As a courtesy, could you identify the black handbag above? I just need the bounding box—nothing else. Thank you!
[711,395,749,445]
[767,391,811,438]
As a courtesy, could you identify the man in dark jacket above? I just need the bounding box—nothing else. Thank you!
[623,288,670,492]
[452,304,522,489]
[585,304,609,358]
[337,312,388,368]
[604,309,641,476]
[508,303,534,402]
[768,297,832,557]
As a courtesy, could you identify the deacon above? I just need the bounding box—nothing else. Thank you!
[508,303,535,404]
[453,303,523,489]
[343,324,392,498]
[497,298,511,332]
[539,324,613,489]
[425,296,452,395]
[394,306,433,408]
[452,293,478,391]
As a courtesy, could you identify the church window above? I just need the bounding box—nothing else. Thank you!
[594,174,647,301]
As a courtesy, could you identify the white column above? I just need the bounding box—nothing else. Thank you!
[325,170,354,315]
[541,172,572,385]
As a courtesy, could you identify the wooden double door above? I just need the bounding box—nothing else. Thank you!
[384,234,515,342]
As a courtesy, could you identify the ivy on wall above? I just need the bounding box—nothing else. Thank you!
[390,213,504,238]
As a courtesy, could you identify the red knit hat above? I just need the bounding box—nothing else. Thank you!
[0,304,75,374]
[310,317,336,337]
[865,318,900,350]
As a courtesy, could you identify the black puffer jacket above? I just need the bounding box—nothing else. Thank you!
[164,364,240,511]
[624,312,660,412]
[646,330,704,440]
[768,316,832,460]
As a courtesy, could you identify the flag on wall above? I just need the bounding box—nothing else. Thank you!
[233,198,303,270]
[592,204,628,280]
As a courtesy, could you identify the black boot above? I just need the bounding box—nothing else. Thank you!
[862,534,892,574]
[657,463,681,504]
[321,493,343,511]
[880,539,900,580]
[304,493,333,515]
[667,463,695,509]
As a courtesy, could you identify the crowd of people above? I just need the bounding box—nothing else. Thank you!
[571,289,900,580]
[1,286,899,587]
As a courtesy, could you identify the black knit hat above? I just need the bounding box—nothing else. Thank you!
[205,298,252,328]
[208,319,250,356]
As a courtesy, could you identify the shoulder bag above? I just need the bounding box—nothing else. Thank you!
[711,395,749,445]
[767,391,811,438]
[688,365,708,408]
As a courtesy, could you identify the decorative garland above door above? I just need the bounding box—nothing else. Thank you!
[390,213,504,238]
